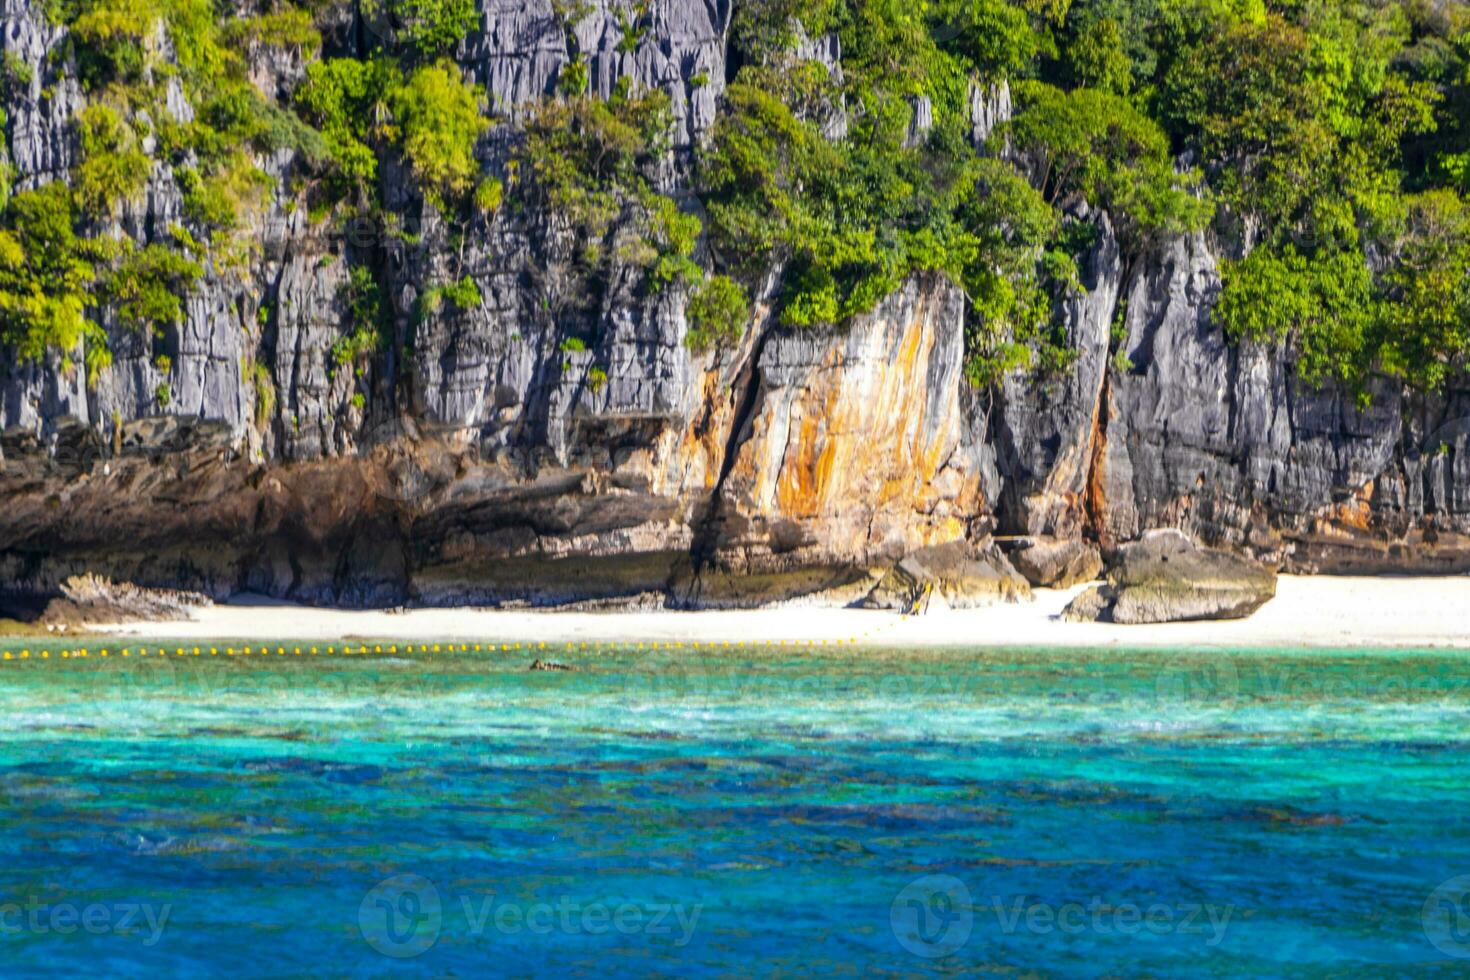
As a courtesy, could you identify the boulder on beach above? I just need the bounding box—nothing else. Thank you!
[1062,529,1277,624]
[1010,536,1103,589]
[863,541,1031,614]
[41,574,212,626]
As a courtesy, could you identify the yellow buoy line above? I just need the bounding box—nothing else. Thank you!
[0,611,917,664]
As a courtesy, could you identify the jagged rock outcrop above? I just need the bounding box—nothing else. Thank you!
[1091,228,1470,573]
[0,273,983,610]
[4,1,1470,617]
[1063,529,1277,624]
[991,208,1122,539]
[474,0,731,147]
[969,79,1010,148]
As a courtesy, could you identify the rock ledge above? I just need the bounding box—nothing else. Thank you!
[1063,530,1276,624]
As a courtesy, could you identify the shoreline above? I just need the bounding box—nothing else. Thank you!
[72,575,1470,651]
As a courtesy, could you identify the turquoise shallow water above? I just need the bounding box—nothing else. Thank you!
[1,641,1470,976]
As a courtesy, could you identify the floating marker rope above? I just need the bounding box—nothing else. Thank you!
[0,610,920,664]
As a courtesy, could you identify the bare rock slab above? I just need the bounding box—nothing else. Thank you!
[1062,530,1276,624]
[863,541,1031,614]
[1011,536,1103,589]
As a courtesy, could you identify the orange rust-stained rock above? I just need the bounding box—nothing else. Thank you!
[698,275,985,601]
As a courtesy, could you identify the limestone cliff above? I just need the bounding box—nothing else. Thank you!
[2,0,1469,613]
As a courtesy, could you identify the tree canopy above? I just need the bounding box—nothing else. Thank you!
[3,0,1470,396]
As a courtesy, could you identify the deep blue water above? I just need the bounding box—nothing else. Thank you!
[1,641,1469,976]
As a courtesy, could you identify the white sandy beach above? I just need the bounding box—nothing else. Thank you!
[89,575,1470,650]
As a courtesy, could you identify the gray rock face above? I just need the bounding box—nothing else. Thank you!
[793,33,847,139]
[476,0,567,115]
[5,1,1470,613]
[2,0,78,188]
[1063,529,1277,624]
[969,79,1011,148]
[991,209,1122,538]
[1087,228,1470,572]
[473,0,731,146]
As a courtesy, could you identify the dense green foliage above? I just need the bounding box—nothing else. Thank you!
[0,0,490,377]
[392,0,477,57]
[686,274,749,352]
[0,183,101,377]
[704,0,1470,391]
[511,77,740,342]
[703,0,1181,379]
[4,0,1470,402]
[295,57,399,199]
[1118,0,1470,391]
[0,0,325,375]
[392,60,488,208]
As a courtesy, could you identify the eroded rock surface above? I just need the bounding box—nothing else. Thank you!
[687,275,988,607]
[862,541,1030,613]
[4,1,1470,613]
[1063,530,1277,624]
[1010,536,1102,589]
[42,574,212,626]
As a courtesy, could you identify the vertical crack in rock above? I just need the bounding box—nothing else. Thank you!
[680,315,777,599]
[1084,362,1112,550]
[8,3,1470,610]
